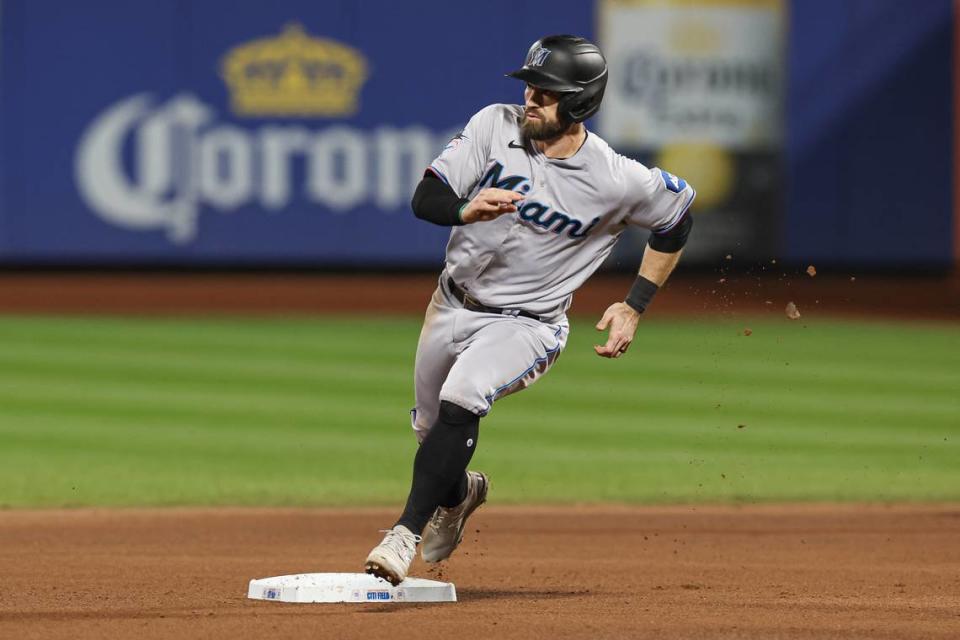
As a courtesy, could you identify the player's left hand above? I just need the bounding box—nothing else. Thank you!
[593,302,641,358]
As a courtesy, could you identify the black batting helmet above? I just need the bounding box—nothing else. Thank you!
[506,34,608,123]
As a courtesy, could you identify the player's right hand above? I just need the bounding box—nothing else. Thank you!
[460,188,524,224]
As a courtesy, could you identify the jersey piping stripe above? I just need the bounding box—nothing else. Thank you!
[653,187,696,236]
[427,165,451,186]
[483,326,564,409]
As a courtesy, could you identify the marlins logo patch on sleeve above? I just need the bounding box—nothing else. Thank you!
[443,132,466,151]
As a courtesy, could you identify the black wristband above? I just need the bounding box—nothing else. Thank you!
[624,275,659,314]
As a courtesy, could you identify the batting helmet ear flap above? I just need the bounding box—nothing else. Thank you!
[559,68,608,123]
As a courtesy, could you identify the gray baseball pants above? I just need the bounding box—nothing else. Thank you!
[409,272,570,442]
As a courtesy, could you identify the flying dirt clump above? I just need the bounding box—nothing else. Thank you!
[743,328,753,336]
[785,302,801,320]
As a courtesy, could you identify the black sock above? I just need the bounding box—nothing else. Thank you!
[440,471,469,509]
[396,401,479,536]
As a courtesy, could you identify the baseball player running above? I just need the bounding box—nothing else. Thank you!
[365,35,695,586]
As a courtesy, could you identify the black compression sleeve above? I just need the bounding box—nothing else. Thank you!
[648,212,693,253]
[410,173,470,226]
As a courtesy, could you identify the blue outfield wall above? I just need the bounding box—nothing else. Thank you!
[0,0,954,268]
[0,0,594,265]
[785,0,954,268]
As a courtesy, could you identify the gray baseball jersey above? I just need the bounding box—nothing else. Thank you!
[428,103,696,318]
[410,103,695,438]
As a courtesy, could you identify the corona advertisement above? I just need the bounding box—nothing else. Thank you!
[0,1,595,264]
[598,0,784,262]
[73,23,451,251]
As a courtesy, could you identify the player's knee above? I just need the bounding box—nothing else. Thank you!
[438,400,479,426]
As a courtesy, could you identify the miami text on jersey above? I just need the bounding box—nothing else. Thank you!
[477,161,600,240]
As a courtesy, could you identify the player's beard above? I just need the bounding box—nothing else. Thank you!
[521,110,571,141]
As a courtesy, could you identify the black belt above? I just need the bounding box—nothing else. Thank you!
[447,277,543,322]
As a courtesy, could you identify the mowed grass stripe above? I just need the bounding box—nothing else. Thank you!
[3,367,955,432]
[2,404,951,470]
[5,392,953,469]
[0,354,413,391]
[3,414,953,506]
[3,322,956,414]
[2,338,957,398]
[0,315,421,356]
[3,315,957,369]
[3,398,949,458]
[0,383,409,422]
[0,342,412,379]
[494,403,957,445]
[2,365,955,431]
[0,414,402,460]
[0,449,410,507]
[0,315,957,506]
[0,393,408,435]
[526,379,960,417]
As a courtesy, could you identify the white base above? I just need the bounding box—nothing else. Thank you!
[247,573,457,603]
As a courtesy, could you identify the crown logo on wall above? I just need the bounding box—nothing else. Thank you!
[221,24,368,117]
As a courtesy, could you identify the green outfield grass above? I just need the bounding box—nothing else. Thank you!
[0,314,956,508]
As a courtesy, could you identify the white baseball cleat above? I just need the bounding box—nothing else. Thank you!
[364,525,422,586]
[421,471,489,563]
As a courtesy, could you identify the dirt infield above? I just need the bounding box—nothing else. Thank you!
[0,271,957,320]
[1,505,957,640]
